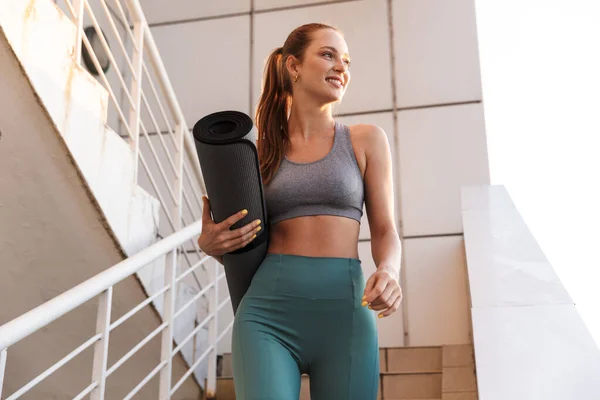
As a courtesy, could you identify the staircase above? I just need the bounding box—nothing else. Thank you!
[214,345,478,400]
[0,0,482,399]
[0,0,227,397]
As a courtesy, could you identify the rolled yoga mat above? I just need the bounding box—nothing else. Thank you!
[192,111,269,314]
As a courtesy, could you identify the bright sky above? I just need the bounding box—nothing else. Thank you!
[474,0,600,345]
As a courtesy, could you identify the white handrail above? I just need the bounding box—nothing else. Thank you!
[0,220,202,351]
[125,0,206,194]
[0,0,231,397]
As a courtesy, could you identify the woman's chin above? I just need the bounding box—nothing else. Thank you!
[309,87,346,106]
[321,92,345,105]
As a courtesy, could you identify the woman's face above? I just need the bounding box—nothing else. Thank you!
[290,29,351,104]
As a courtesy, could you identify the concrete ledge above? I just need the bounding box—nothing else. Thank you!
[461,185,600,400]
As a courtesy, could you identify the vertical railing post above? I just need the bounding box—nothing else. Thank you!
[90,287,113,400]
[0,348,7,398]
[206,260,219,398]
[71,0,85,64]
[159,122,184,400]
[159,249,177,399]
[128,16,144,183]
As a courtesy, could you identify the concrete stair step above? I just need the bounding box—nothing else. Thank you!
[382,346,443,373]
[442,393,478,400]
[381,371,442,399]
[216,345,478,399]
[442,345,475,368]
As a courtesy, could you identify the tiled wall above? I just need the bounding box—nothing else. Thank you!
[133,0,490,349]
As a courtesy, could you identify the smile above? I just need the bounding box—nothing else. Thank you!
[326,78,344,88]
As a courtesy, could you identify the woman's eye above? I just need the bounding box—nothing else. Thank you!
[344,59,351,67]
[323,52,333,58]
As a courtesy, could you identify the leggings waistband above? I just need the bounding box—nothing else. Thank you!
[265,252,362,264]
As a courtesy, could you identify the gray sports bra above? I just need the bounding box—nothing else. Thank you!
[264,121,364,225]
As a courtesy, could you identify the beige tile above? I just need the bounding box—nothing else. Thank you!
[221,352,233,376]
[443,392,478,400]
[253,0,392,115]
[443,344,474,367]
[216,377,236,399]
[397,103,489,237]
[382,372,442,399]
[442,366,477,393]
[149,15,250,132]
[392,0,482,108]
[387,347,442,373]
[380,348,387,373]
[404,237,472,346]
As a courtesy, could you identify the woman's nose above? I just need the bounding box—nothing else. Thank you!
[334,63,346,73]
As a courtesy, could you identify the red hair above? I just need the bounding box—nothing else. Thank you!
[255,23,341,185]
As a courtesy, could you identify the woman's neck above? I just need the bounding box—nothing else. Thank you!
[287,102,335,142]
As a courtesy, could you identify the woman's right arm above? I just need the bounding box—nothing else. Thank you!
[197,196,262,265]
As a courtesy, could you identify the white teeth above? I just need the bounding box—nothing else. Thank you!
[326,78,342,86]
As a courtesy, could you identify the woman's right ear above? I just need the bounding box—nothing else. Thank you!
[284,55,300,80]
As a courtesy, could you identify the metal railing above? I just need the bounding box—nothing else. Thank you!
[0,221,233,399]
[1,0,233,398]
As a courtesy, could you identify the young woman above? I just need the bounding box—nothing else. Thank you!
[198,23,402,400]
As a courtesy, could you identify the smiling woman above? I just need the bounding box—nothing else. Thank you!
[197,22,402,400]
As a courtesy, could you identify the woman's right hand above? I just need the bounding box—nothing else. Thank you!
[197,196,262,257]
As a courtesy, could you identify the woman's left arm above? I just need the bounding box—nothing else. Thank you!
[360,125,403,318]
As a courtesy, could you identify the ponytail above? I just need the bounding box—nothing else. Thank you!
[256,46,291,186]
[255,23,340,186]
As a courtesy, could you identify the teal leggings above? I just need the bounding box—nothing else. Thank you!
[231,253,379,400]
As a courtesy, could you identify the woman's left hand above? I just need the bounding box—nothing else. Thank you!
[362,266,403,318]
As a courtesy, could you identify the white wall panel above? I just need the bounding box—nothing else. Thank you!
[392,0,483,107]
[397,103,489,237]
[403,236,471,346]
[150,16,250,132]
[253,0,392,116]
[255,0,342,11]
[140,0,250,25]
[359,242,405,348]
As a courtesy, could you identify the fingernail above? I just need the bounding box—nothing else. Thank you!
[242,209,248,215]
[378,314,384,319]
[361,301,368,307]
[252,234,257,239]
[255,219,261,226]
[256,226,262,232]
[368,305,373,310]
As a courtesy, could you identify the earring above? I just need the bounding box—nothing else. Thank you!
[294,73,299,83]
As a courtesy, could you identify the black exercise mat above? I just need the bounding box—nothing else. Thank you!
[192,110,269,314]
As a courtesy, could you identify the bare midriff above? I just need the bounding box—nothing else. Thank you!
[266,215,361,259]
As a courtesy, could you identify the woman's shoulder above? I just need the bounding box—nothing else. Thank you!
[344,122,391,161]
[344,123,388,143]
